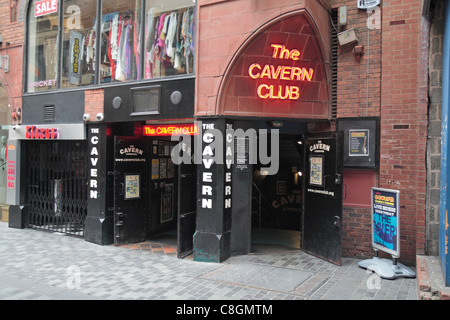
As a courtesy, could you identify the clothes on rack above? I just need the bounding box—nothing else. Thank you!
[61,5,195,84]
[96,10,141,83]
[144,6,195,79]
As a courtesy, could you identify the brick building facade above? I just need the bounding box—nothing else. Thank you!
[0,0,23,221]
[193,0,429,264]
[334,1,428,262]
[1,0,447,279]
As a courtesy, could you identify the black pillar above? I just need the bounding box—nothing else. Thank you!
[231,135,252,256]
[84,124,114,245]
[193,119,232,262]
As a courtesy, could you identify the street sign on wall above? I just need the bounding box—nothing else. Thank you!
[357,0,380,9]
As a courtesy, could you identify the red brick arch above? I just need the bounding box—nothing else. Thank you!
[217,10,331,119]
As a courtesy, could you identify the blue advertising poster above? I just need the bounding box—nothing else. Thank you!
[371,188,400,257]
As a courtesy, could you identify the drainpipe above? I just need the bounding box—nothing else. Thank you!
[440,0,450,287]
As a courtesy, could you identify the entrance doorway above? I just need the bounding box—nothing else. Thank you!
[244,121,343,265]
[251,135,303,252]
[112,126,196,258]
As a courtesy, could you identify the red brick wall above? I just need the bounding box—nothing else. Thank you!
[378,0,428,261]
[331,0,427,263]
[342,207,372,258]
[198,0,427,263]
[195,0,331,116]
[84,89,104,121]
[330,1,381,260]
[0,0,24,117]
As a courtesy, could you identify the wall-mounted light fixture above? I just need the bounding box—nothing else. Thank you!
[337,28,358,46]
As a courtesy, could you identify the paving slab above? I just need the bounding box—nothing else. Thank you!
[0,222,418,301]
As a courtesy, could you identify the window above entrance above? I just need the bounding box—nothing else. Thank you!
[25,0,196,93]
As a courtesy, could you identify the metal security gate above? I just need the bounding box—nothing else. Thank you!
[26,140,87,236]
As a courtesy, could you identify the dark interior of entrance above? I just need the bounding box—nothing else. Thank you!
[111,121,181,247]
[112,120,311,257]
[251,134,303,251]
[231,120,307,252]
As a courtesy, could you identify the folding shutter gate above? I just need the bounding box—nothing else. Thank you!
[26,140,88,237]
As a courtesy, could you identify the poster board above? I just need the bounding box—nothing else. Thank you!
[371,187,400,257]
[161,183,174,223]
[125,174,140,200]
[309,156,324,187]
[337,117,379,168]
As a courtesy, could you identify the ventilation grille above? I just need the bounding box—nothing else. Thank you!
[331,9,338,119]
[44,105,55,122]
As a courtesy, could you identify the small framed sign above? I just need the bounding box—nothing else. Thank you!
[309,156,324,187]
[337,117,379,168]
[349,129,369,157]
[125,174,140,200]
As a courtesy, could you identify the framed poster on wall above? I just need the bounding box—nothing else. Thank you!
[309,156,324,187]
[161,183,174,223]
[125,174,140,200]
[337,117,379,168]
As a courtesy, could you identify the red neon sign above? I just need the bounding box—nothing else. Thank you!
[26,126,60,140]
[248,44,315,101]
[143,124,198,137]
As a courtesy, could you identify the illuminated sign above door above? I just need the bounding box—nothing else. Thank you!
[248,44,315,100]
[26,126,59,139]
[218,12,330,119]
[143,124,198,137]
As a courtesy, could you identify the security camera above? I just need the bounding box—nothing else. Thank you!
[83,113,90,122]
[96,113,104,121]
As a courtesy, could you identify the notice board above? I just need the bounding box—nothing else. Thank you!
[371,187,400,257]
[337,117,379,168]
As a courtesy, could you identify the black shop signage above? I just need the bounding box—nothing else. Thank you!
[371,187,400,257]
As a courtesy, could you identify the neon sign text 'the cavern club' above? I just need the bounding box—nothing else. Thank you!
[248,44,315,101]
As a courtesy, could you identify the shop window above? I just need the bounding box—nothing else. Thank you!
[26,0,196,93]
[144,0,195,79]
[100,0,142,83]
[26,0,60,93]
[61,0,97,88]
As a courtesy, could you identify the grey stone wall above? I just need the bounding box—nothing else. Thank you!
[426,0,444,256]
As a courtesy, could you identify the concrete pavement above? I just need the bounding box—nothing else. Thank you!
[0,222,418,301]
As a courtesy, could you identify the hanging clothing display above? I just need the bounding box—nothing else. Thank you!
[63,5,195,84]
[145,6,196,79]
[100,11,140,83]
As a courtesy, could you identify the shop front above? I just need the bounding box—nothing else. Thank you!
[84,77,197,258]
[11,0,383,266]
[7,121,87,235]
[193,1,346,264]
[9,0,199,259]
